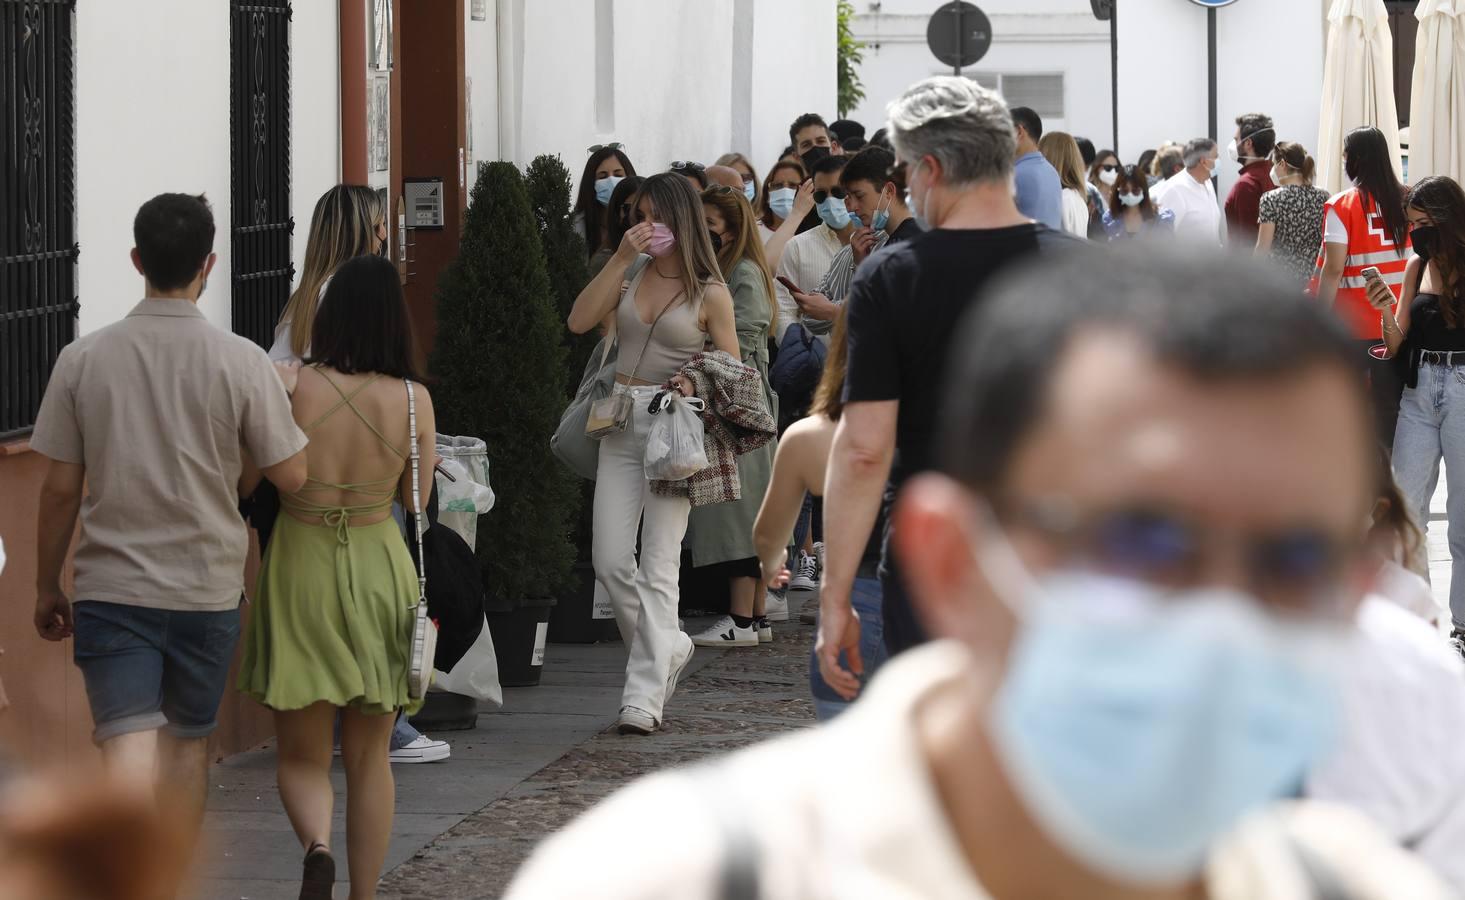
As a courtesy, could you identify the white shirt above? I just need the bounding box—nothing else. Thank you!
[267,277,332,364]
[774,225,844,342]
[1155,171,1223,244]
[1059,187,1090,237]
[505,641,1449,900]
[1306,597,1465,893]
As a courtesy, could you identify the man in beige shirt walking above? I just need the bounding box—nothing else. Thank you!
[29,193,307,840]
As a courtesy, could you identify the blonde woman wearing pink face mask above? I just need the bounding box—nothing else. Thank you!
[567,173,739,735]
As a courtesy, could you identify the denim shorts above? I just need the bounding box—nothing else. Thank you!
[72,600,242,744]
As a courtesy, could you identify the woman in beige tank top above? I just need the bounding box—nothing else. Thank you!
[568,174,739,736]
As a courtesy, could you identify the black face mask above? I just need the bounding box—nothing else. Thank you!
[1412,224,1439,261]
[801,145,831,172]
[708,230,723,253]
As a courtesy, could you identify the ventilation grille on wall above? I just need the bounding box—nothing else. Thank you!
[962,72,1065,120]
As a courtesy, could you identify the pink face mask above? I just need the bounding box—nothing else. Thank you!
[648,222,677,258]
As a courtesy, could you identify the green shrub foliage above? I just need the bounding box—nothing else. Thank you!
[430,161,577,609]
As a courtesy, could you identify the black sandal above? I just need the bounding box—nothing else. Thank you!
[300,841,335,900]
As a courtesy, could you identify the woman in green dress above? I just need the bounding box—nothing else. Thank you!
[686,185,783,648]
[239,254,437,900]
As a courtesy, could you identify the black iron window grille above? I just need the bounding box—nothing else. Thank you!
[1,0,78,441]
[230,0,293,350]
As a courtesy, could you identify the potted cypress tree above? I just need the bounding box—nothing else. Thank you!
[431,161,578,686]
[524,154,618,645]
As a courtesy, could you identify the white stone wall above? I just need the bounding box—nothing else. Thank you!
[74,1,341,336]
[1117,0,1327,207]
[848,0,1114,147]
[497,0,836,197]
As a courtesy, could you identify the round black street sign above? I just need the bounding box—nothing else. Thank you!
[927,1,993,70]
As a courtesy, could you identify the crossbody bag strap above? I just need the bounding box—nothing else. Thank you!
[406,378,426,606]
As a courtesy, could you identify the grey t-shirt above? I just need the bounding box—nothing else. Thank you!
[31,299,307,611]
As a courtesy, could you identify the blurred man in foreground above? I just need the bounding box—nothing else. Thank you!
[505,250,1448,898]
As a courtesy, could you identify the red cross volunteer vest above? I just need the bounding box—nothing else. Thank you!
[1309,188,1411,340]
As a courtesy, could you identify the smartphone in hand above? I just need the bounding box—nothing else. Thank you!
[776,275,803,295]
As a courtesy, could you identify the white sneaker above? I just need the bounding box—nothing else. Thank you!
[789,553,819,591]
[763,591,790,622]
[690,615,758,647]
[756,617,773,643]
[666,633,695,700]
[389,735,451,764]
[617,706,657,735]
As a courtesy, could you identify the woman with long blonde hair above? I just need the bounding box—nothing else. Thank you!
[270,185,387,363]
[567,174,739,735]
[685,185,783,648]
[1038,131,1091,237]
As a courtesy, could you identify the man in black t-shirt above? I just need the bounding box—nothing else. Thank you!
[817,76,1083,697]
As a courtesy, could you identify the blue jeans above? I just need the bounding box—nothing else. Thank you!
[72,600,242,744]
[809,576,888,720]
[1393,360,1465,623]
[335,712,421,751]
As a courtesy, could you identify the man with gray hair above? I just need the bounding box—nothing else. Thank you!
[816,76,1079,687]
[1152,137,1224,244]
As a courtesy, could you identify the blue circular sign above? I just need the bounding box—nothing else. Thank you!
[1189,0,1239,6]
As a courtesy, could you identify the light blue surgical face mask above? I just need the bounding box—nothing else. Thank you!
[817,196,851,230]
[767,187,796,221]
[594,175,623,207]
[978,530,1342,886]
[870,187,893,232]
[905,161,931,230]
[744,181,756,203]
[848,212,865,229]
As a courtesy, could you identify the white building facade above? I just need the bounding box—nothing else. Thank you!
[849,0,1336,205]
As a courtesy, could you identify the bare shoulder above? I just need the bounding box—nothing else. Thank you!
[702,280,734,308]
[781,414,836,451]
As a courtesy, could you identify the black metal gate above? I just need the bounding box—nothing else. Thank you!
[1,0,78,440]
[230,0,293,350]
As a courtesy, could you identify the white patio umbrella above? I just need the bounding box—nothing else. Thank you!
[1410,0,1465,185]
[1317,0,1404,195]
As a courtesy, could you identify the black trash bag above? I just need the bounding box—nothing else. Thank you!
[408,485,487,673]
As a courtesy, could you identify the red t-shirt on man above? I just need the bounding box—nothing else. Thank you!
[1224,160,1276,245]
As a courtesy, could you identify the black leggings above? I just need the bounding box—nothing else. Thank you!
[1363,340,1404,451]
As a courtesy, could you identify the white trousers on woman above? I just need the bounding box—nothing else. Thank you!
[592,386,693,721]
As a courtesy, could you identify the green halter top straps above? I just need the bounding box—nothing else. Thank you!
[282,369,406,544]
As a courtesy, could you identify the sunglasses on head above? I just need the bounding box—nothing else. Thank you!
[670,160,706,173]
[703,184,737,196]
[588,142,625,155]
[995,496,1360,617]
[813,187,848,203]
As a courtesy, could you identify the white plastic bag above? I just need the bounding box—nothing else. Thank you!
[643,393,709,481]
[435,435,495,551]
[433,616,503,707]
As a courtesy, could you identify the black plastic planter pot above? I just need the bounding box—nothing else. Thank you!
[487,598,555,687]
[548,562,620,644]
[408,689,479,732]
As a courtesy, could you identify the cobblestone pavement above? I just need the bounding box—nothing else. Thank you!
[376,609,818,899]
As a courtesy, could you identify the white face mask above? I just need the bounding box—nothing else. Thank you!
[1271,164,1290,185]
[1119,192,1145,207]
[1099,168,1120,187]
